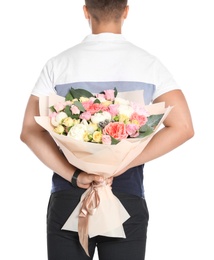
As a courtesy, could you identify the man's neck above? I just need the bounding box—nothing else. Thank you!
[91,22,122,34]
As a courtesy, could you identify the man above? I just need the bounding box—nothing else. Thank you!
[20,1,194,259]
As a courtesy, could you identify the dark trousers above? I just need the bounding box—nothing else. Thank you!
[47,188,149,260]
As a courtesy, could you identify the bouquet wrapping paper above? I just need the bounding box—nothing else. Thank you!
[35,90,172,256]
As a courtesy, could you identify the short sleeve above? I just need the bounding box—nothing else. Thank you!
[31,58,56,97]
[152,58,180,101]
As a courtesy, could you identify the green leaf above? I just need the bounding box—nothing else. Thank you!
[73,101,85,112]
[110,136,120,145]
[64,105,72,117]
[146,114,164,127]
[65,92,74,101]
[49,105,56,112]
[70,114,80,119]
[69,88,94,99]
[138,114,164,138]
[93,98,101,104]
[114,87,118,98]
[138,125,154,138]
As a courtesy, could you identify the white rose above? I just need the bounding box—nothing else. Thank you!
[51,112,68,126]
[114,97,130,105]
[118,104,134,117]
[91,111,112,124]
[81,119,96,134]
[67,124,87,141]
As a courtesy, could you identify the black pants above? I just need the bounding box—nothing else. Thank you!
[47,188,149,260]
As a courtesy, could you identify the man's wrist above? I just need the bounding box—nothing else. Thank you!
[71,169,82,187]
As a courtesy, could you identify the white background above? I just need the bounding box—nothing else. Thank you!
[1,0,213,259]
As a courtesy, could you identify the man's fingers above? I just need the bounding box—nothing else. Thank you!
[77,173,113,189]
[92,175,104,183]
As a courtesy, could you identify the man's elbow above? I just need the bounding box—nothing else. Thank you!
[183,123,195,141]
[20,127,36,145]
[20,129,29,144]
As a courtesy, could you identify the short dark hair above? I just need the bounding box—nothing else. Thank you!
[85,0,128,23]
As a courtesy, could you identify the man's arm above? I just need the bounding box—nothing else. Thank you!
[115,89,194,175]
[20,95,104,188]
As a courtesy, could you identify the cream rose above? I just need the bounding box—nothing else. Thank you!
[92,131,102,143]
[118,104,134,118]
[62,117,74,127]
[91,111,112,124]
[51,112,68,126]
[53,125,65,134]
[67,124,87,141]
[114,97,130,105]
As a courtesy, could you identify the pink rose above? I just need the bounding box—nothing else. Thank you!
[104,89,115,101]
[130,112,148,126]
[70,105,80,115]
[131,102,150,116]
[96,93,105,100]
[54,102,66,112]
[86,103,108,115]
[102,135,112,145]
[80,111,91,120]
[49,111,57,118]
[65,100,72,106]
[82,100,94,110]
[108,104,119,116]
[126,124,140,137]
[103,122,128,140]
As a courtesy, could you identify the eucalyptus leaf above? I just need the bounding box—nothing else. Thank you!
[110,136,120,145]
[49,105,56,112]
[94,99,101,104]
[146,114,164,127]
[138,126,153,138]
[65,92,74,101]
[64,105,72,117]
[69,88,94,99]
[70,114,80,119]
[73,101,85,112]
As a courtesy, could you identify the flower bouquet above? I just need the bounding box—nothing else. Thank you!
[35,87,172,256]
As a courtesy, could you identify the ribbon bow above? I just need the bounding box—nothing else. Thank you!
[78,182,103,256]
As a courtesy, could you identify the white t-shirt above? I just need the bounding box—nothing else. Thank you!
[32,33,179,197]
[32,33,179,104]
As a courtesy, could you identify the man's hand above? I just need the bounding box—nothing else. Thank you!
[77,172,113,189]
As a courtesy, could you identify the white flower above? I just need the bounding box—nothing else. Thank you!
[81,119,97,134]
[130,102,150,116]
[114,97,130,105]
[67,124,87,141]
[51,112,68,126]
[118,104,134,117]
[91,111,112,124]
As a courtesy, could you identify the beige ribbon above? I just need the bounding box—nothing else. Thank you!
[78,182,104,256]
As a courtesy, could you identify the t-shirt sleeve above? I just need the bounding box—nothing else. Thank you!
[31,58,56,97]
[152,58,180,101]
